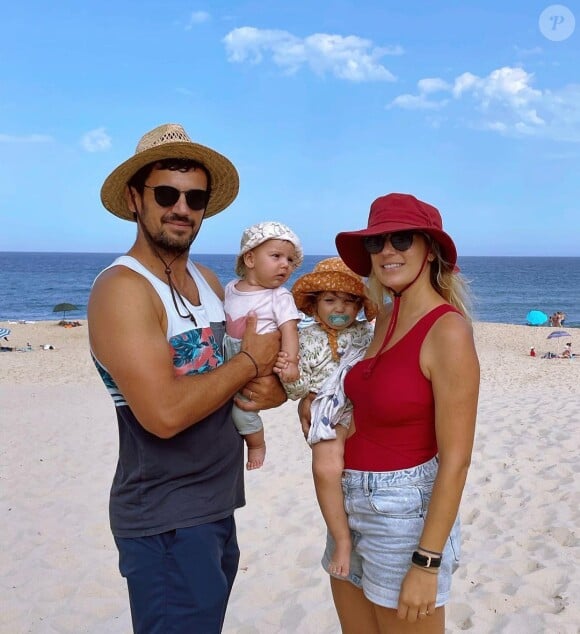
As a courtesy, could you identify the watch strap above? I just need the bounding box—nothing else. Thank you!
[412,550,442,568]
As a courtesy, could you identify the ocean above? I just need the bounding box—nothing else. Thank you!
[0,252,579,327]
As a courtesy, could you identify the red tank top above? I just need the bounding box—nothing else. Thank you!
[343,304,460,471]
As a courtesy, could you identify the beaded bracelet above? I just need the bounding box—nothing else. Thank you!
[418,546,443,557]
[411,562,440,575]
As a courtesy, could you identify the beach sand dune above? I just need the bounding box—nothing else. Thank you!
[1,321,578,633]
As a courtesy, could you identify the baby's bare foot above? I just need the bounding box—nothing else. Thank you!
[246,444,266,470]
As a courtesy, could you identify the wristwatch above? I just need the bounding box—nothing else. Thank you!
[411,551,442,569]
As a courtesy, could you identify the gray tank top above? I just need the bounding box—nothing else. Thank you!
[92,256,244,537]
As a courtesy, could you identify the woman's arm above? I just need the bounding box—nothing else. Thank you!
[397,312,479,620]
[418,312,479,551]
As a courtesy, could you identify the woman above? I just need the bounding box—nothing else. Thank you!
[309,193,479,632]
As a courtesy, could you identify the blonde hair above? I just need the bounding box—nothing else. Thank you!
[366,235,473,321]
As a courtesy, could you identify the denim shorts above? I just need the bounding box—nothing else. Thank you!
[321,456,461,609]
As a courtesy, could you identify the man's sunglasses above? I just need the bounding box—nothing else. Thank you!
[144,185,209,211]
[363,231,417,254]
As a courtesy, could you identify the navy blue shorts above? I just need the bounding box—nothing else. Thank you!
[114,516,239,634]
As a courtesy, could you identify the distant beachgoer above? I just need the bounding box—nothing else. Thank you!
[530,346,536,357]
[561,342,572,359]
[223,221,303,469]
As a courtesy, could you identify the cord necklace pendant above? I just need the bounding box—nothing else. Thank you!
[157,253,198,325]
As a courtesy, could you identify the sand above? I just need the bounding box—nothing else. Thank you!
[1,320,579,633]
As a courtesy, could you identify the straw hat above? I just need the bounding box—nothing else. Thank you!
[335,193,457,276]
[100,123,239,221]
[292,257,378,321]
[235,221,304,277]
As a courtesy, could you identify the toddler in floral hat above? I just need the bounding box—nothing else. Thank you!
[277,257,378,577]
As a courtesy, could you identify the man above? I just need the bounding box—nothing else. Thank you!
[88,123,286,633]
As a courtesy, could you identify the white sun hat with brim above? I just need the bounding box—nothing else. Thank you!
[235,221,304,277]
[100,123,239,221]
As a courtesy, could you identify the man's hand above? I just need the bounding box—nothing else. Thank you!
[235,375,287,411]
[240,312,280,377]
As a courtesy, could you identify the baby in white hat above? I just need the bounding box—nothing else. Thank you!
[223,221,303,469]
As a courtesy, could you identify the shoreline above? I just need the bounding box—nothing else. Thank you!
[2,312,579,332]
[3,316,580,331]
[1,320,579,632]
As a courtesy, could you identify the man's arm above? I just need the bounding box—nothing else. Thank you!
[88,266,280,439]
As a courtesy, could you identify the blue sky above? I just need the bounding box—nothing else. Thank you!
[1,0,579,256]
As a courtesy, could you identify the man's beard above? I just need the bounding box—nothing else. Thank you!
[139,209,201,257]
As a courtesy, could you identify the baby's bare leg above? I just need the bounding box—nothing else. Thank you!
[312,426,350,577]
[244,428,266,470]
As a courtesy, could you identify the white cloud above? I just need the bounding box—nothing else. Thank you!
[391,66,580,142]
[0,133,53,143]
[223,26,400,82]
[387,76,449,110]
[452,72,479,97]
[485,121,508,132]
[389,93,448,110]
[453,67,542,108]
[81,128,111,152]
[417,78,451,94]
[451,67,547,131]
[185,11,210,29]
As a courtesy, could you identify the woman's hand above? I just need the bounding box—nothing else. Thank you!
[396,566,437,623]
[298,392,316,440]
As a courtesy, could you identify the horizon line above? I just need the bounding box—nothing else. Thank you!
[1,250,579,259]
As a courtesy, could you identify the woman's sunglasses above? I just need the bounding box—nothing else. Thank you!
[144,185,209,211]
[363,231,417,254]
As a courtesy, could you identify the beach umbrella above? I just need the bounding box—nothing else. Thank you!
[526,310,548,326]
[547,330,571,353]
[0,327,10,340]
[53,302,79,320]
[547,330,571,339]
